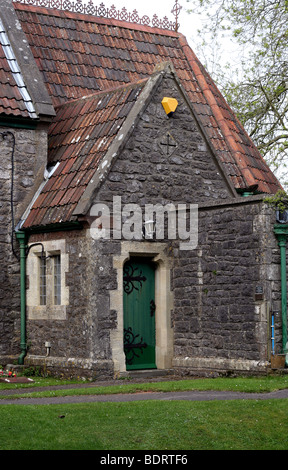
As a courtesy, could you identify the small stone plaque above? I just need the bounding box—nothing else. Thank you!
[255,285,264,300]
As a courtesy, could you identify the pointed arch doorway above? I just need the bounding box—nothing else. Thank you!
[123,258,156,370]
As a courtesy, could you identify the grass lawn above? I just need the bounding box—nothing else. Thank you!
[0,375,287,450]
[1,373,288,397]
[0,399,287,450]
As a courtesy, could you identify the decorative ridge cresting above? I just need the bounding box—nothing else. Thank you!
[12,0,180,31]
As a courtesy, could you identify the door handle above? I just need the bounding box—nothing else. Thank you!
[150,299,156,317]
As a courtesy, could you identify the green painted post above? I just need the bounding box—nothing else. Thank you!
[274,225,288,355]
[15,231,27,365]
[278,235,287,353]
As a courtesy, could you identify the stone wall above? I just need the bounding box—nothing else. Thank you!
[11,72,284,377]
[24,198,280,378]
[24,229,120,379]
[95,73,234,209]
[172,199,281,374]
[0,125,48,362]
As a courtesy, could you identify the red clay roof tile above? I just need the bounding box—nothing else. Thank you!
[0,43,31,118]
[9,2,281,228]
[22,78,147,228]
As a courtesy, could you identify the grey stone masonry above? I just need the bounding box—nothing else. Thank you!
[171,199,279,372]
[95,73,234,208]
[0,126,48,361]
[23,199,280,378]
[8,70,284,378]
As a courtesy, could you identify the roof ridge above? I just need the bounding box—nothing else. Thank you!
[54,78,149,110]
[72,70,164,217]
[13,0,179,35]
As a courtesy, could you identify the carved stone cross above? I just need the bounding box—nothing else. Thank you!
[158,132,178,156]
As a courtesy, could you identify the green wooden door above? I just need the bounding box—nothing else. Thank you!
[123,258,156,370]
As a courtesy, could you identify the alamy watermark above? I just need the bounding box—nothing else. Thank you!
[89,196,198,250]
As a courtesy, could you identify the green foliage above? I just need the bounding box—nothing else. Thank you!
[187,0,288,188]
[264,190,288,212]
[22,366,42,377]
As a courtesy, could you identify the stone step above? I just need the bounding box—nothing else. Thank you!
[126,369,174,379]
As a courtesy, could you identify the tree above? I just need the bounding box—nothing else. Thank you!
[187,0,288,187]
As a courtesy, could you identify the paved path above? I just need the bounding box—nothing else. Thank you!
[1,382,288,405]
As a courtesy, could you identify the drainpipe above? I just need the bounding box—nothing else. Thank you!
[14,222,81,366]
[274,225,288,360]
[15,231,27,365]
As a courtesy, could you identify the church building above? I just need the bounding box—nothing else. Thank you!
[0,0,287,379]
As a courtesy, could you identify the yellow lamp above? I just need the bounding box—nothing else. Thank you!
[161,97,178,116]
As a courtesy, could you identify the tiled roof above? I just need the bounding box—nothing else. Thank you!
[13,3,281,197]
[0,18,37,119]
[21,79,147,228]
[7,2,282,228]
